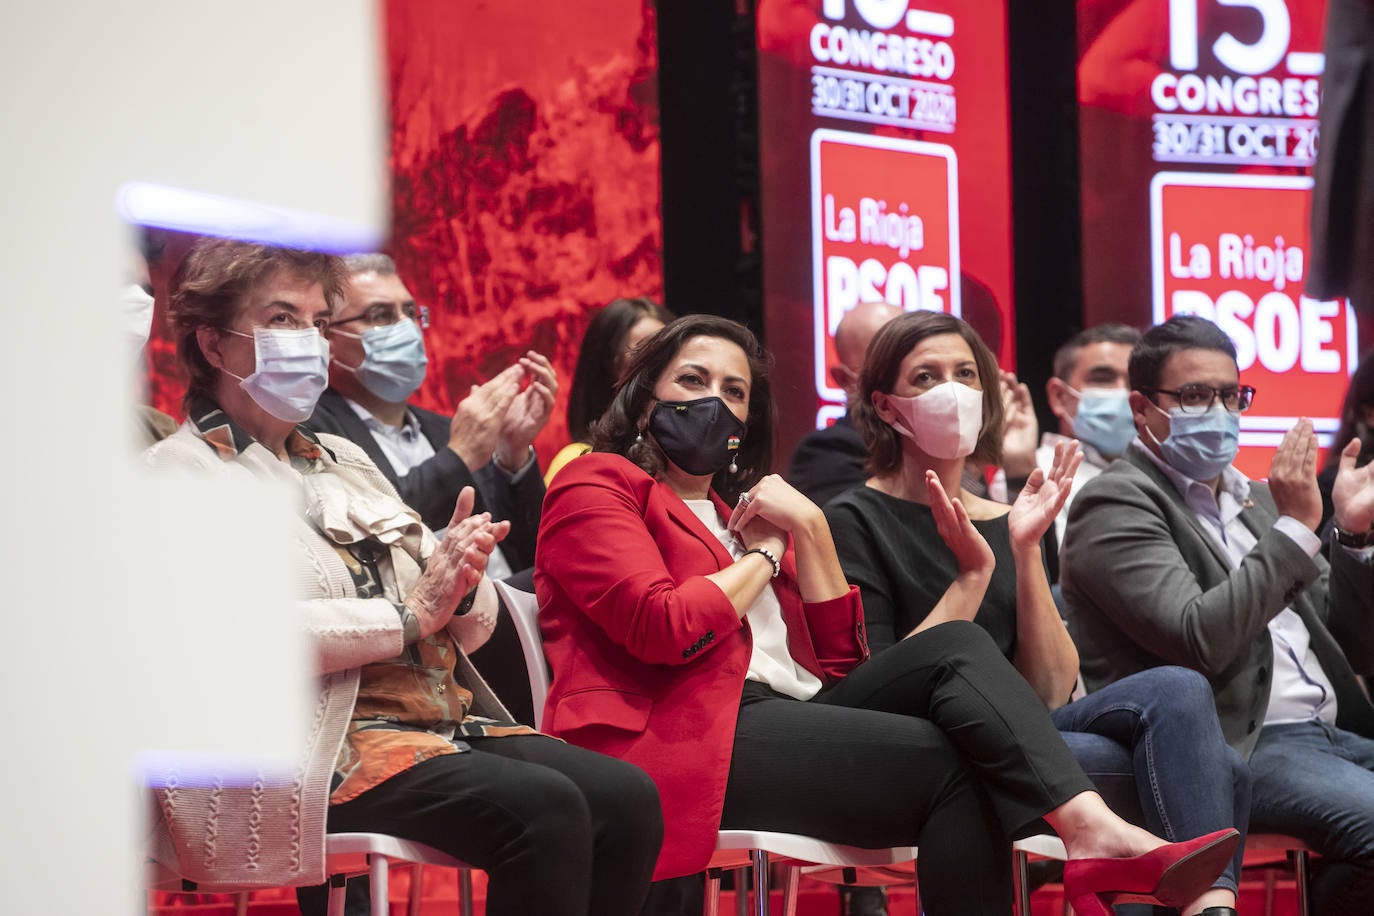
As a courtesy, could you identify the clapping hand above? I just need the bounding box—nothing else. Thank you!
[926,470,995,578]
[1268,419,1322,532]
[1000,370,1040,479]
[496,351,558,470]
[1333,436,1374,534]
[1007,438,1081,552]
[405,487,511,639]
[448,364,524,471]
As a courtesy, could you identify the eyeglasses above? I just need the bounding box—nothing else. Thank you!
[332,302,431,331]
[1140,383,1256,414]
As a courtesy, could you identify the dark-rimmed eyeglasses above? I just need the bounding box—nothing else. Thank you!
[1139,383,1256,414]
[331,302,431,331]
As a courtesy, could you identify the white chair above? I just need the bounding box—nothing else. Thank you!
[708,830,918,916]
[323,832,476,916]
[494,578,549,729]
[149,832,475,916]
[1012,833,1068,916]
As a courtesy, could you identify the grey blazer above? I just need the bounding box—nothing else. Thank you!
[1061,448,1374,757]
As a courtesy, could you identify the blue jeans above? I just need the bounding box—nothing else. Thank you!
[1249,719,1374,912]
[1051,666,1251,895]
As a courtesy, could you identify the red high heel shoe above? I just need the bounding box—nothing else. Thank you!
[1062,828,1241,916]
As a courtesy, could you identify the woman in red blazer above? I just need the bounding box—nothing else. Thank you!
[534,315,1237,915]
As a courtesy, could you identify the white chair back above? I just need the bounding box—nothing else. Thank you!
[493,578,549,729]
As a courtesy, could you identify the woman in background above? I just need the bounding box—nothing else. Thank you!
[545,296,673,483]
[825,310,1250,916]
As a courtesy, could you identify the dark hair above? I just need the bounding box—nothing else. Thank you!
[853,311,1004,475]
[1052,323,1143,380]
[589,314,773,501]
[1325,348,1374,471]
[567,297,675,441]
[1129,315,1238,397]
[168,238,348,409]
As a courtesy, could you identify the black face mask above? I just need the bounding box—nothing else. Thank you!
[648,396,746,476]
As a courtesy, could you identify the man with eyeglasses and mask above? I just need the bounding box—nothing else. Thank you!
[1062,315,1374,914]
[307,253,556,576]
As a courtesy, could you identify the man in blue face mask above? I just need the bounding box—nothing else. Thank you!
[307,254,556,576]
[1037,324,1142,548]
[1062,315,1374,914]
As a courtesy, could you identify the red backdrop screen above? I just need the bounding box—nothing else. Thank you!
[145,0,663,469]
[757,0,1015,460]
[1078,0,1365,476]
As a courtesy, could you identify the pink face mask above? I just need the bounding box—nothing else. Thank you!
[880,381,984,460]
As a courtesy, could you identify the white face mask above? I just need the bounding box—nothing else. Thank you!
[121,284,156,348]
[221,327,330,423]
[881,380,984,460]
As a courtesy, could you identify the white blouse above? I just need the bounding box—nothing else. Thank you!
[684,500,822,701]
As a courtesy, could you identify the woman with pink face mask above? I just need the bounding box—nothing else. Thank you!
[825,311,1252,916]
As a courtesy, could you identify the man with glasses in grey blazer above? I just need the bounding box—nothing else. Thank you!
[1062,315,1374,914]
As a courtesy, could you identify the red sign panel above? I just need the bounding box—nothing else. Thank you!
[811,131,958,412]
[1080,0,1362,474]
[758,0,1013,456]
[1151,172,1359,477]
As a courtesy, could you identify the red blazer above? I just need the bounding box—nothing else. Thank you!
[533,453,867,879]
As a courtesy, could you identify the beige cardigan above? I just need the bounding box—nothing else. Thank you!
[145,424,507,890]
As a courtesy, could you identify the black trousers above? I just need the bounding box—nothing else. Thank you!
[715,620,1093,916]
[298,734,663,916]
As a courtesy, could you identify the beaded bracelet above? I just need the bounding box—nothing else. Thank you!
[744,545,781,579]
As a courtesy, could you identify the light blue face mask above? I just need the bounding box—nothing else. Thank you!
[223,327,331,423]
[1070,387,1137,457]
[1150,402,1241,481]
[335,319,428,403]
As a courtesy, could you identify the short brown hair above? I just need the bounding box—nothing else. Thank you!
[167,239,348,409]
[853,311,1004,475]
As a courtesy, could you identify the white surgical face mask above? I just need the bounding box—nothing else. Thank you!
[222,327,330,423]
[122,284,156,348]
[882,380,984,460]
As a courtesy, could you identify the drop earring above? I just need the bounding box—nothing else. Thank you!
[728,457,739,474]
